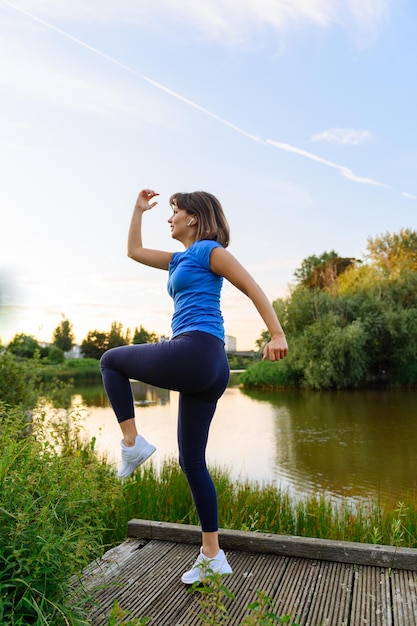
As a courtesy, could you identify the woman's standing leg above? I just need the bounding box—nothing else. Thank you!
[177,392,232,583]
[177,393,219,537]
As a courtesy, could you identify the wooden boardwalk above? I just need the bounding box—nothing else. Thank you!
[80,520,417,625]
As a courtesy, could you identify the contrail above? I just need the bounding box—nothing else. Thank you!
[2,0,413,197]
[267,140,391,189]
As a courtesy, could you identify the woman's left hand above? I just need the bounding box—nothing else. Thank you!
[263,335,288,361]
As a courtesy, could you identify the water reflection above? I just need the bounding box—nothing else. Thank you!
[241,388,417,503]
[73,381,170,408]
[71,382,417,504]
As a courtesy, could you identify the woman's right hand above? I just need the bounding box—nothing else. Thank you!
[135,189,159,213]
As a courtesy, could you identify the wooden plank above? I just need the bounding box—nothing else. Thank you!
[391,569,417,626]
[272,557,320,624]
[303,560,353,626]
[124,542,198,625]
[84,540,194,625]
[78,538,147,591]
[128,518,417,571]
[350,565,392,626]
[223,552,289,624]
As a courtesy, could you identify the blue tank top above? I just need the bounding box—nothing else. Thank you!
[167,239,224,341]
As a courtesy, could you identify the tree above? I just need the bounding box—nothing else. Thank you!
[133,325,159,344]
[296,315,368,389]
[254,329,271,353]
[293,250,339,284]
[52,318,75,352]
[81,331,108,360]
[7,333,41,359]
[108,321,130,349]
[81,322,133,358]
[272,287,334,335]
[305,257,358,290]
[294,251,358,290]
[366,228,417,273]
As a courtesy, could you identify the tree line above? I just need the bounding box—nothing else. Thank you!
[3,320,160,363]
[242,228,417,389]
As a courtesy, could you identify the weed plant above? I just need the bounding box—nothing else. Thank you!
[190,564,235,625]
[106,601,151,625]
[190,563,301,625]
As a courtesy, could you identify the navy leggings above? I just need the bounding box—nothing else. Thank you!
[100,331,230,532]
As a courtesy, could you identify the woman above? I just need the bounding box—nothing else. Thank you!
[100,188,288,584]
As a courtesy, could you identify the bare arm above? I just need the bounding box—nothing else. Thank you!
[210,246,288,361]
[127,189,173,270]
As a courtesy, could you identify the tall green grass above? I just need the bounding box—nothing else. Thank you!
[125,460,417,547]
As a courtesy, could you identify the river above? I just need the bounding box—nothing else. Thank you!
[69,376,417,505]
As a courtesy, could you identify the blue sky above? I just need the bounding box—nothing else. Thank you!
[1,0,416,350]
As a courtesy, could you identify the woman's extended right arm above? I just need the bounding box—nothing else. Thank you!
[127,189,172,270]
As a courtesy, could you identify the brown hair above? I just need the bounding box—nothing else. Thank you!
[169,191,230,248]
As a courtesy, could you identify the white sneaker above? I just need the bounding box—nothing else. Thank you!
[181,548,233,585]
[117,435,156,479]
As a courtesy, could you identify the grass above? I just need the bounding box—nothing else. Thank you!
[1,400,417,624]
[123,460,417,547]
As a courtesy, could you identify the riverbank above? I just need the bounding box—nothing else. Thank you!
[40,357,102,382]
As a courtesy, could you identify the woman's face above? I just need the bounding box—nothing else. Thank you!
[168,207,194,243]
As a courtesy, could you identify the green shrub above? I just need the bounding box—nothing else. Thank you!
[0,351,42,410]
[0,403,125,625]
[40,358,101,383]
[43,345,65,364]
[239,359,300,388]
[396,359,417,385]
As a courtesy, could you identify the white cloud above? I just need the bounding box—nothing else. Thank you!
[402,192,417,200]
[3,0,391,44]
[157,0,337,42]
[348,0,390,31]
[311,128,372,145]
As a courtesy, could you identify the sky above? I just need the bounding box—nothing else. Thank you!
[0,0,416,350]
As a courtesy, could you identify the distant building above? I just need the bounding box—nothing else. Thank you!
[65,345,83,359]
[225,335,237,353]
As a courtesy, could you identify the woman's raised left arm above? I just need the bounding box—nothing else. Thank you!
[210,247,288,361]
